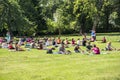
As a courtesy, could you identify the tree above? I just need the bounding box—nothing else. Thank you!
[54,9,64,36]
[0,0,33,36]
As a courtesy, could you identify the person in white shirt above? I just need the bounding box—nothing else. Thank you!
[77,38,81,46]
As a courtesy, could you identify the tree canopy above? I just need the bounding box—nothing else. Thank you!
[0,0,120,36]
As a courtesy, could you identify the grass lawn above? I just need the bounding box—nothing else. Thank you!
[0,33,120,80]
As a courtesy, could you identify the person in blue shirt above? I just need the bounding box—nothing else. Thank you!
[91,30,96,41]
[6,32,11,43]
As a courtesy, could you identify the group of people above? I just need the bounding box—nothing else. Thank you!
[0,31,119,55]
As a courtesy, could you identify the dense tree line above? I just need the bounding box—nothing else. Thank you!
[0,0,120,36]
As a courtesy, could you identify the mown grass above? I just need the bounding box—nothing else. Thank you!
[0,33,120,80]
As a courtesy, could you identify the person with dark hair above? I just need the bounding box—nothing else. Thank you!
[58,44,66,54]
[71,38,75,46]
[82,38,87,46]
[46,48,53,54]
[8,42,15,50]
[92,44,100,54]
[64,38,70,48]
[61,39,65,45]
[57,37,61,44]
[52,38,58,47]
[74,45,82,53]
[15,42,25,51]
[102,36,106,43]
[37,43,43,50]
[77,38,81,46]
[86,42,92,52]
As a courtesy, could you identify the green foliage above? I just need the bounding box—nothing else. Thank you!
[0,0,120,36]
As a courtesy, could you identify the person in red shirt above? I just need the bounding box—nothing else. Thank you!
[8,42,15,49]
[71,38,75,46]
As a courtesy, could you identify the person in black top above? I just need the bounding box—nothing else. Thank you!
[82,38,87,46]
[86,42,92,52]
[74,45,83,53]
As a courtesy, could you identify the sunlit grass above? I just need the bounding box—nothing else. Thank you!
[0,33,120,80]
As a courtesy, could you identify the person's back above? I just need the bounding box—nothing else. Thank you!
[57,37,61,44]
[74,45,80,53]
[92,45,100,54]
[102,37,106,43]
[74,45,79,51]
[15,42,19,51]
[94,47,100,54]
[59,44,65,54]
[82,38,86,46]
[59,46,65,52]
[8,42,14,49]
[47,48,53,54]
[39,43,43,49]
[106,42,112,51]
[86,42,92,51]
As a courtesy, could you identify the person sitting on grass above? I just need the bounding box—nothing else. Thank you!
[46,48,54,54]
[71,38,76,46]
[30,41,36,48]
[64,38,70,48]
[61,39,65,45]
[58,44,71,54]
[57,37,61,44]
[102,36,106,43]
[82,38,87,46]
[49,37,53,46]
[52,38,58,47]
[18,38,22,46]
[91,44,100,54]
[58,44,66,54]
[86,42,92,52]
[77,38,81,46]
[21,37,26,45]
[37,43,44,50]
[1,40,8,48]
[15,42,25,51]
[45,38,50,46]
[105,42,115,51]
[25,42,31,48]
[74,45,83,53]
[8,41,15,50]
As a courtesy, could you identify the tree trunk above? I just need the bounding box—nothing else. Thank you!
[105,11,109,32]
[58,28,61,37]
[92,17,99,31]
[79,18,86,35]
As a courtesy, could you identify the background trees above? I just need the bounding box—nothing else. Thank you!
[0,0,120,36]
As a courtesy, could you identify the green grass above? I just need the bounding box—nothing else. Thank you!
[0,34,120,80]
